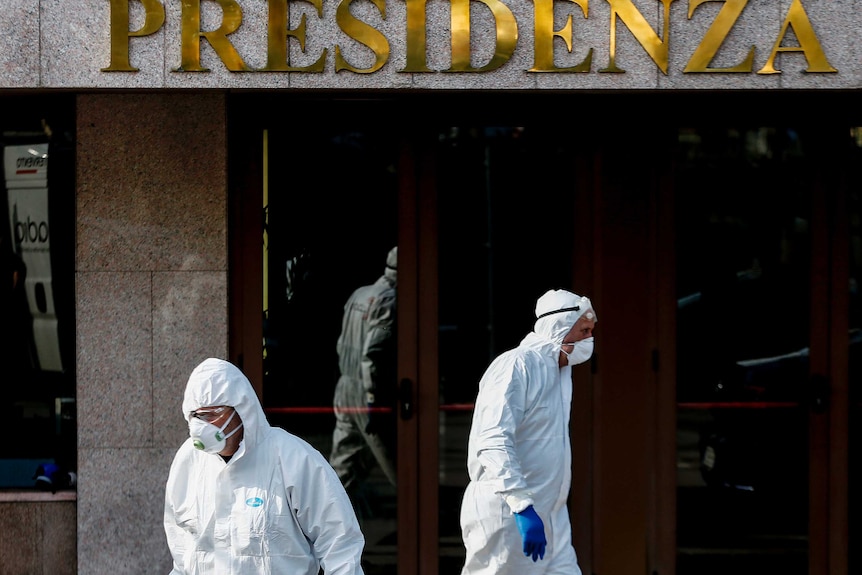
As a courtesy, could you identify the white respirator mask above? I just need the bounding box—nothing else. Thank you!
[189,408,242,454]
[562,337,594,366]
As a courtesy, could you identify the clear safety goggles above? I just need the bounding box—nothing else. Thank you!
[190,406,232,423]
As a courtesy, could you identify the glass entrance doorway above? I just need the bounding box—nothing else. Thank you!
[231,94,854,575]
[251,117,598,574]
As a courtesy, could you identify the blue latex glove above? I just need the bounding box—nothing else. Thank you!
[514,505,547,562]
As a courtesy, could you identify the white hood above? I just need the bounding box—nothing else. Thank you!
[532,289,596,344]
[181,357,269,452]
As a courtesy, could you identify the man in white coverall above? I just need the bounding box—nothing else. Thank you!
[460,289,596,575]
[164,358,365,575]
[329,247,398,502]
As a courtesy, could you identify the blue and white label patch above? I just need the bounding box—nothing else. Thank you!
[245,497,264,507]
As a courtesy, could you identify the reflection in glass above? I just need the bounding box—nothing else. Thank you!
[330,246,399,516]
[675,127,811,574]
[263,127,398,574]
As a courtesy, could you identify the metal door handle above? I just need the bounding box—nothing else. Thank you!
[809,374,829,413]
[399,378,414,420]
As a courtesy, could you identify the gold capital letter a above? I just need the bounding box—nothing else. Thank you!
[447,0,518,72]
[758,0,836,74]
[102,0,166,72]
[601,0,677,75]
[176,0,250,72]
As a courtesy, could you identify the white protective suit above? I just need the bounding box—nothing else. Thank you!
[164,358,366,575]
[460,290,595,575]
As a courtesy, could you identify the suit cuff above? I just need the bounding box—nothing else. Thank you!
[504,490,535,514]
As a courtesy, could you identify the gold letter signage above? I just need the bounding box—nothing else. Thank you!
[102,0,838,75]
[601,0,674,74]
[758,0,836,74]
[447,0,518,71]
[530,0,591,73]
[335,0,390,73]
[177,0,250,71]
[262,0,327,72]
[684,0,754,73]
[102,0,165,72]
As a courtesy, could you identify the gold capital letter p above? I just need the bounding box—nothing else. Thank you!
[102,0,166,72]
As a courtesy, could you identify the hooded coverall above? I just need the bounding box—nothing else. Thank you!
[460,291,591,575]
[164,358,365,575]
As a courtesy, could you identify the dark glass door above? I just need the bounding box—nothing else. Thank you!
[847,128,862,575]
[262,124,401,575]
[673,125,841,574]
[433,125,591,572]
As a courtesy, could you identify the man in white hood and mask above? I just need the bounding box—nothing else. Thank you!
[164,358,365,575]
[460,289,596,575]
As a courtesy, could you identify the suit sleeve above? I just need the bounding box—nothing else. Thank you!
[163,449,192,575]
[470,354,535,513]
[360,290,396,404]
[291,446,366,575]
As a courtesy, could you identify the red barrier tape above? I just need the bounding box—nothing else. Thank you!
[266,401,805,415]
[677,402,800,409]
[265,404,478,415]
[265,406,391,415]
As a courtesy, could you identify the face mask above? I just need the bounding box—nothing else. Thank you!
[189,409,242,454]
[562,337,594,366]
